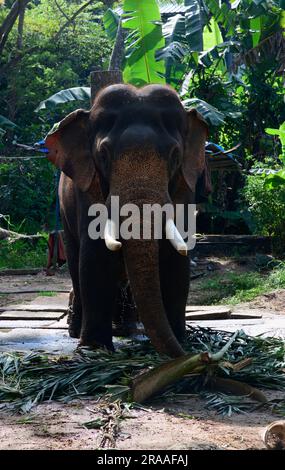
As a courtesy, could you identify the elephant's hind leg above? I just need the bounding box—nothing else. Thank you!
[159,239,190,342]
[62,219,82,339]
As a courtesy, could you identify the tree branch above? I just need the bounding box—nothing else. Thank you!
[0,0,30,56]
[53,0,94,42]
[0,0,102,80]
[54,0,71,23]
[16,0,26,50]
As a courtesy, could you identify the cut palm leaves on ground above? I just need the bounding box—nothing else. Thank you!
[132,330,241,402]
[0,327,284,414]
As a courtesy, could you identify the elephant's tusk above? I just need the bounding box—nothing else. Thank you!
[165,219,188,256]
[104,219,122,251]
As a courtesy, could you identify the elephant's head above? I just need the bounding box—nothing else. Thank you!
[45,84,211,358]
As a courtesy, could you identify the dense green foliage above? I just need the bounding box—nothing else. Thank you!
[243,163,285,254]
[0,0,284,254]
[0,0,112,232]
[0,237,47,268]
[122,0,166,85]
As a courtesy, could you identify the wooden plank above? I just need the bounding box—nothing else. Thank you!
[0,304,67,313]
[185,305,231,320]
[0,268,43,276]
[230,313,262,319]
[186,310,231,321]
[186,305,231,313]
[0,310,66,320]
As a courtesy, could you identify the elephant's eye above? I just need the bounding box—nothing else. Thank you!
[162,112,183,134]
[97,112,117,132]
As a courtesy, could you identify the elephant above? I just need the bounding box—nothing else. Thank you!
[45,84,211,358]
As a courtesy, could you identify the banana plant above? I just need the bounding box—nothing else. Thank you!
[122,0,166,85]
[263,122,285,189]
[35,0,283,128]
[0,115,17,149]
[0,115,17,130]
[266,122,285,164]
[35,87,91,112]
[103,8,120,41]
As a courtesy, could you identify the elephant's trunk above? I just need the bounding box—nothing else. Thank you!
[108,151,186,358]
[123,236,185,358]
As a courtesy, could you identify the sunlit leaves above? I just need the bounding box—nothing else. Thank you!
[35,87,91,111]
[185,0,203,51]
[122,0,166,86]
[182,97,226,125]
[103,8,120,40]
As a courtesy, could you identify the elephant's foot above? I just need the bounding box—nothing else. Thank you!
[79,334,115,353]
[67,306,82,339]
[112,320,146,338]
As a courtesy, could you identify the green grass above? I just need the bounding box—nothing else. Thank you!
[38,291,57,297]
[196,264,285,305]
[0,238,47,269]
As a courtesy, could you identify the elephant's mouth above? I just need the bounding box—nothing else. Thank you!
[104,214,187,256]
[104,149,188,255]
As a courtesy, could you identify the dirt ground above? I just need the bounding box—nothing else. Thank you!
[0,259,284,450]
[1,391,283,450]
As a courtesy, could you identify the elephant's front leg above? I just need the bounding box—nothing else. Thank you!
[79,236,119,350]
[159,239,190,342]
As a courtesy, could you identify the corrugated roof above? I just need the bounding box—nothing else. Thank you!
[116,3,187,16]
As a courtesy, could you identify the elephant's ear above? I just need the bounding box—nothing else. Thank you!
[182,108,211,203]
[45,109,95,192]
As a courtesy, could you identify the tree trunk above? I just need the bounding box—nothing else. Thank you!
[0,227,43,241]
[16,0,26,50]
[90,70,122,105]
[0,0,30,57]
[108,20,126,71]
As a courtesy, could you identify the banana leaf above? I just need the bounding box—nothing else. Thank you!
[35,87,91,112]
[103,8,120,41]
[206,0,235,36]
[160,13,188,86]
[0,115,17,129]
[122,0,166,86]
[185,0,204,52]
[203,17,223,51]
[182,97,225,126]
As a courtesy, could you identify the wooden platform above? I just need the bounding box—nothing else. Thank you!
[192,235,272,257]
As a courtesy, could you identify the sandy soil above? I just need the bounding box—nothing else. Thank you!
[0,260,284,450]
[0,393,281,450]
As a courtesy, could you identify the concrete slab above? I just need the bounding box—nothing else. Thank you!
[0,288,284,356]
[0,293,69,313]
[0,318,68,329]
[0,328,77,354]
[186,305,231,312]
[187,317,285,339]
